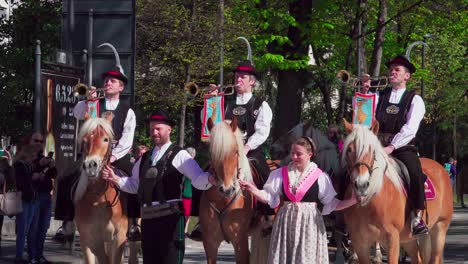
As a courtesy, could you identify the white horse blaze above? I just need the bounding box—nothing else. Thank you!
[83,155,103,177]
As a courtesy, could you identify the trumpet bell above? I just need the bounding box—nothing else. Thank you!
[73,83,105,99]
[184,82,199,97]
[337,70,350,83]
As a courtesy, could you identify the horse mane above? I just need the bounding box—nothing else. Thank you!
[209,120,252,185]
[78,117,114,144]
[342,124,403,204]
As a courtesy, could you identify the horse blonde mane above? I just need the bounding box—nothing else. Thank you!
[78,117,114,144]
[209,120,252,184]
[342,124,403,204]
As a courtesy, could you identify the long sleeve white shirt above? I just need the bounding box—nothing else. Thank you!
[74,99,136,160]
[233,92,273,151]
[255,163,340,215]
[117,142,212,195]
[386,88,426,149]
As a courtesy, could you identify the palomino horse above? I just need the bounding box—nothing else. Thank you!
[342,120,453,263]
[199,118,261,264]
[73,117,128,264]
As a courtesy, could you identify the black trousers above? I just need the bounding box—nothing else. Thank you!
[141,213,185,264]
[392,146,426,210]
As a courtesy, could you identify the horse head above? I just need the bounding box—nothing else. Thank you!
[208,117,251,197]
[342,119,402,205]
[78,115,114,179]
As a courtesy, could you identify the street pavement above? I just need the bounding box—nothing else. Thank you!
[0,206,466,263]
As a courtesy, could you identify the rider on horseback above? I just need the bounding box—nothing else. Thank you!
[376,55,428,236]
[57,67,140,240]
[189,60,274,239]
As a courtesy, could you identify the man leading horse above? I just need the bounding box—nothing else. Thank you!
[376,55,428,236]
[103,110,216,263]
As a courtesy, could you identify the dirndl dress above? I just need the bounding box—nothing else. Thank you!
[268,202,328,264]
[261,163,338,264]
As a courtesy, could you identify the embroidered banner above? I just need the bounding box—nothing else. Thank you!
[201,95,225,141]
[352,92,376,127]
[86,100,100,118]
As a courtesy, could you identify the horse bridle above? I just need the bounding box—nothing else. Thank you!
[81,128,119,208]
[349,149,377,181]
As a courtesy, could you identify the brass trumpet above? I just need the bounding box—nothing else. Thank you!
[184,82,236,98]
[73,83,105,99]
[337,70,388,91]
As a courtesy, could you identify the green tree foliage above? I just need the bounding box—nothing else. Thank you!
[0,0,61,137]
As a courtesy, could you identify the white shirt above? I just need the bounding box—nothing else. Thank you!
[117,141,212,194]
[74,99,136,160]
[232,92,273,151]
[256,162,340,215]
[385,88,425,150]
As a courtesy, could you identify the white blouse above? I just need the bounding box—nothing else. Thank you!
[257,162,340,215]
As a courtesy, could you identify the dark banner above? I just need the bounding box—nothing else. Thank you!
[41,62,84,176]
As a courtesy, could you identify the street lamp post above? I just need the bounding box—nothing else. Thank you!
[421,34,432,99]
[405,39,430,99]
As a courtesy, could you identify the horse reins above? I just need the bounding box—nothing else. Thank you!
[207,151,244,243]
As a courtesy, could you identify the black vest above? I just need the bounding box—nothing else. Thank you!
[282,179,320,203]
[138,144,183,206]
[225,96,264,143]
[376,88,416,145]
[99,98,130,140]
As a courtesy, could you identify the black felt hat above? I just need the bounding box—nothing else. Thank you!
[146,109,176,127]
[386,55,416,74]
[102,67,128,85]
[233,60,258,77]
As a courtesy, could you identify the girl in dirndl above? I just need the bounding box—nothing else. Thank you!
[240,137,356,264]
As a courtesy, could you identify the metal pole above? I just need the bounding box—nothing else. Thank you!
[421,40,426,99]
[219,0,224,86]
[86,9,94,86]
[34,40,42,133]
[67,0,75,66]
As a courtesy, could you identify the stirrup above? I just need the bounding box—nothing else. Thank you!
[412,220,429,236]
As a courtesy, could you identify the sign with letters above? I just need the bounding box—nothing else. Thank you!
[41,62,84,176]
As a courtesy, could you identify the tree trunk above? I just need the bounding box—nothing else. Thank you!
[178,0,196,147]
[356,0,368,76]
[369,0,388,77]
[273,70,304,140]
[272,0,312,140]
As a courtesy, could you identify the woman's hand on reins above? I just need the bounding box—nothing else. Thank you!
[102,165,120,185]
[239,180,256,193]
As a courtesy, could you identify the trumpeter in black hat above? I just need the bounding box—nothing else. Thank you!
[146,109,176,127]
[386,55,416,74]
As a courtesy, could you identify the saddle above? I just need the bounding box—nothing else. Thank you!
[391,157,435,201]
